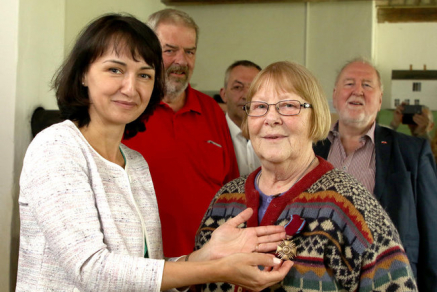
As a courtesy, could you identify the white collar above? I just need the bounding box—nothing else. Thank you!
[226,113,244,140]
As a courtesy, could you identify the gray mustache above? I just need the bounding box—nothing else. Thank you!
[167,65,189,75]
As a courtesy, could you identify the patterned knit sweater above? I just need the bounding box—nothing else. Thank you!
[195,157,417,292]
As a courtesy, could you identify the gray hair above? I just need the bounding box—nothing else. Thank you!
[147,8,199,45]
[223,60,262,88]
[335,57,384,93]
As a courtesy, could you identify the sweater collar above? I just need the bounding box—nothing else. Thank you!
[245,156,334,227]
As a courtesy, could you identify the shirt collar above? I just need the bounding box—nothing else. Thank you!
[158,84,202,114]
[226,113,243,139]
[328,120,376,144]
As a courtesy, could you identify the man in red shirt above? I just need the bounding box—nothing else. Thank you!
[123,9,239,257]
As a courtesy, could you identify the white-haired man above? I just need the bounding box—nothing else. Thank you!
[314,58,437,291]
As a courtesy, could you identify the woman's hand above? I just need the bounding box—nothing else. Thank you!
[190,208,286,261]
[162,251,293,291]
[217,253,293,291]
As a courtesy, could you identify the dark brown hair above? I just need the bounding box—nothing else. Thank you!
[53,13,165,138]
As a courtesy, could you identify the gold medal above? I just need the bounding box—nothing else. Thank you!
[275,239,297,261]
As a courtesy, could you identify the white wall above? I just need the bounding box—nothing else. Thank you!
[179,1,374,103]
[61,1,377,105]
[306,1,374,104]
[169,2,437,112]
[22,0,168,112]
[9,0,65,290]
[0,1,19,290]
[179,3,307,90]
[1,0,65,290]
[376,22,437,109]
[64,0,166,56]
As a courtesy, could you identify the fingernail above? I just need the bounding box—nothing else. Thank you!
[273,257,282,265]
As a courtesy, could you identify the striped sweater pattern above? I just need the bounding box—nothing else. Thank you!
[195,158,417,292]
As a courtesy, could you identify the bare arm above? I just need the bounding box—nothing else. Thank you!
[161,208,290,291]
[161,253,293,291]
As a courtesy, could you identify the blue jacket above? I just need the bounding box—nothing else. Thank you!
[314,124,437,291]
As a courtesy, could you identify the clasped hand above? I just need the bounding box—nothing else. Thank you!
[189,208,292,291]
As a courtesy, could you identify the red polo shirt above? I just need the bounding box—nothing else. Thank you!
[123,85,239,257]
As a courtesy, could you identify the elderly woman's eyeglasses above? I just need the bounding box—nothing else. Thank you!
[243,100,312,117]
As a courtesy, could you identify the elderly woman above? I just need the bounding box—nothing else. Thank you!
[16,15,292,292]
[195,61,417,291]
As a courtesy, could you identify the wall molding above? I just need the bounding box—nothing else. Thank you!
[162,0,375,5]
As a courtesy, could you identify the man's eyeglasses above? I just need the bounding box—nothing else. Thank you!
[243,100,312,117]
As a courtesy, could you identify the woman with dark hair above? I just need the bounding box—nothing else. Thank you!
[16,14,292,291]
[53,13,165,139]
